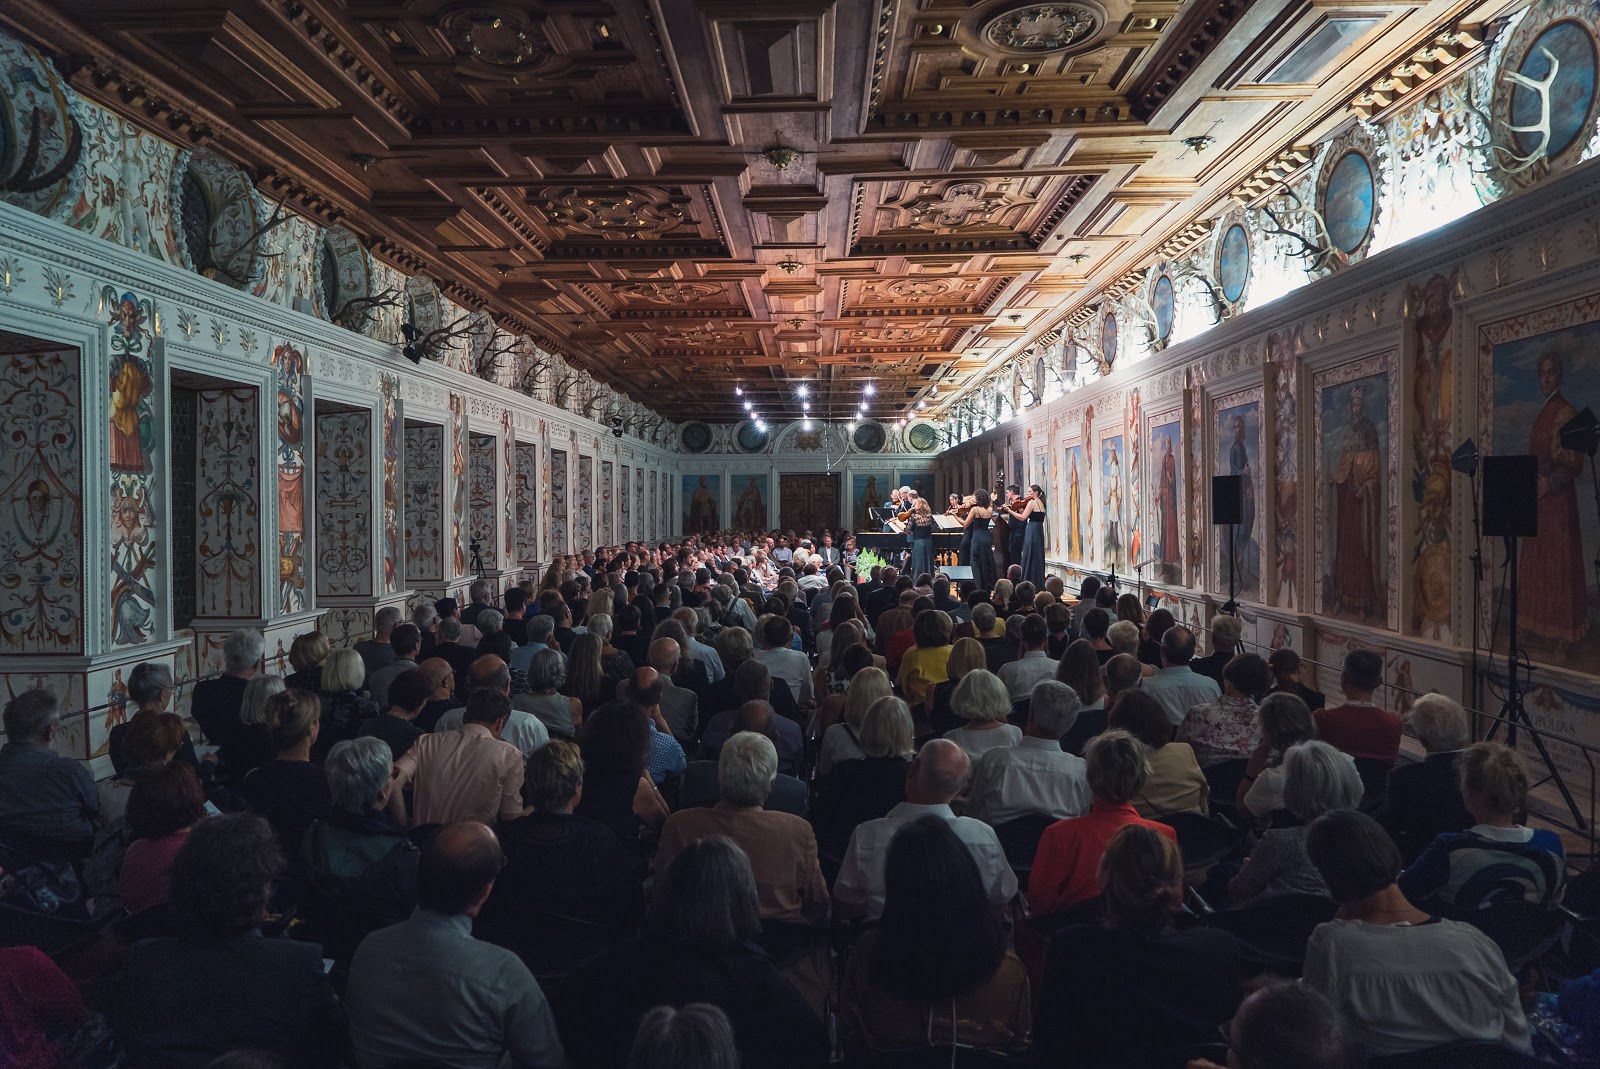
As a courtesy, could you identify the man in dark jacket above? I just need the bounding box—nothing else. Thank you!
[1379,694,1475,861]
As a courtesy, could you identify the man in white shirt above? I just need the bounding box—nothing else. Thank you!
[754,614,814,709]
[968,681,1092,826]
[432,655,550,757]
[797,561,828,596]
[834,739,1017,920]
[1142,626,1222,726]
[998,614,1058,702]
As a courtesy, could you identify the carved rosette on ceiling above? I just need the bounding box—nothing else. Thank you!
[1313,122,1392,273]
[981,2,1107,56]
[438,6,555,80]
[1485,0,1600,192]
[612,280,725,306]
[536,186,693,241]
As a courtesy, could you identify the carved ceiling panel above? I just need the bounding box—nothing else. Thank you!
[8,0,1463,420]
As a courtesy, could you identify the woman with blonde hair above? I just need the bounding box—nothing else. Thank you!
[817,666,892,776]
[815,697,916,856]
[924,636,987,734]
[943,669,1022,761]
[220,673,284,780]
[285,631,330,692]
[1398,741,1566,911]
[238,689,331,853]
[563,632,612,715]
[314,647,378,764]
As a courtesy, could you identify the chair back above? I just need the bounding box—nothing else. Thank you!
[1200,893,1336,973]
[1202,759,1249,809]
[1449,900,1567,975]
[992,812,1057,875]
[1366,1040,1542,1068]
[1352,756,1393,813]
[1158,812,1240,871]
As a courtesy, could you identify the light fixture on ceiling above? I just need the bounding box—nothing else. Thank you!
[744,399,754,412]
[929,386,939,398]
[775,259,803,274]
[1182,133,1217,153]
[864,383,876,396]
[762,133,801,170]
[1067,253,1089,265]
[786,318,805,330]
[735,384,743,396]
[493,262,515,277]
[349,152,379,171]
[1007,314,1022,324]
[802,418,813,430]
[797,384,809,398]
[916,400,925,409]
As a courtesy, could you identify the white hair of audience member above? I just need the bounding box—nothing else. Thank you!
[1282,740,1365,821]
[320,648,367,693]
[1029,680,1084,738]
[951,669,1012,723]
[526,614,555,644]
[1406,693,1470,753]
[587,613,614,643]
[412,603,439,631]
[528,648,566,692]
[719,731,779,807]
[375,605,402,633]
[240,674,286,726]
[476,608,504,634]
[438,617,463,642]
[221,628,264,674]
[1107,620,1141,656]
[1210,613,1242,652]
[469,578,492,603]
[326,736,394,814]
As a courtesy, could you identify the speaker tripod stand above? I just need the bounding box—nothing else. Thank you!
[1484,535,1586,829]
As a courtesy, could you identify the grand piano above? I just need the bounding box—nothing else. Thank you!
[854,529,965,566]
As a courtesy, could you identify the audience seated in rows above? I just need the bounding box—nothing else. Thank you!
[967,680,1090,825]
[943,669,1023,761]
[1228,739,1363,905]
[1105,689,1209,819]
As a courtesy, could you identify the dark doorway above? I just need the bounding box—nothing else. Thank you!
[779,473,840,535]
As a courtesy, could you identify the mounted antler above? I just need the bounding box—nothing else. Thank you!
[0,107,82,194]
[215,193,293,267]
[331,286,401,331]
[1258,184,1335,273]
[1457,51,1557,177]
[401,312,480,364]
[474,331,519,382]
[550,368,584,407]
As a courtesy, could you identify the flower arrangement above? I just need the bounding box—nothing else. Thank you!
[855,548,887,580]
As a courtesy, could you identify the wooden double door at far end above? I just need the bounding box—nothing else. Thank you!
[779,473,841,536]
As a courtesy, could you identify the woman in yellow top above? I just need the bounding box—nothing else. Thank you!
[895,608,954,708]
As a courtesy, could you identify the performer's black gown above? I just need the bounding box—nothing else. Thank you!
[967,513,995,591]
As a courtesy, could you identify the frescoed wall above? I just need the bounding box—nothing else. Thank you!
[619,464,631,542]
[314,411,373,599]
[107,289,160,648]
[1315,356,1397,628]
[683,474,720,534]
[633,466,645,542]
[852,472,885,533]
[448,395,469,577]
[193,388,260,619]
[468,434,498,567]
[378,373,401,594]
[1214,391,1264,602]
[732,473,768,531]
[270,343,307,614]
[515,443,539,564]
[404,425,443,584]
[648,471,658,542]
[896,471,937,508]
[1062,443,1088,564]
[600,460,615,546]
[576,455,594,547]
[1099,433,1127,573]
[1149,415,1184,584]
[0,344,82,652]
[550,449,568,556]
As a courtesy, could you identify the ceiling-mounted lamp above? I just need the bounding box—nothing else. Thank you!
[1007,313,1022,324]
[493,262,515,277]
[762,133,801,170]
[775,258,804,274]
[786,318,805,330]
[1183,133,1217,153]
[1067,253,1089,265]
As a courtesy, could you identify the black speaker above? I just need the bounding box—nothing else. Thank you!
[1482,455,1538,538]
[1212,475,1243,526]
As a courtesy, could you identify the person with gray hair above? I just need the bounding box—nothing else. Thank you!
[522,647,582,740]
[222,673,286,780]
[412,601,440,658]
[356,605,403,675]
[1380,693,1475,860]
[1229,739,1364,904]
[300,736,420,970]
[655,732,828,926]
[111,662,199,776]
[1191,614,1243,685]
[967,680,1091,826]
[190,628,264,745]
[510,612,558,676]
[944,669,1023,762]
[835,738,1017,920]
[461,578,493,626]
[626,1004,739,1069]
[0,688,99,852]
[475,608,507,641]
[1238,692,1323,821]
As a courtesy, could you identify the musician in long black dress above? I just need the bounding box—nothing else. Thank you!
[1005,484,1027,572]
[1018,484,1047,587]
[965,489,996,591]
[909,497,936,580]
[948,494,973,566]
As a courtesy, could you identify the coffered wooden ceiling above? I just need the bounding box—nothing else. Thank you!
[7,0,1496,421]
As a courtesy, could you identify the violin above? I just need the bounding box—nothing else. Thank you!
[896,509,913,523]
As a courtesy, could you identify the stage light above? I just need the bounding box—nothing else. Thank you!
[797,384,809,398]
[864,384,876,396]
[734,384,743,396]
[744,400,754,412]
[1451,439,1479,477]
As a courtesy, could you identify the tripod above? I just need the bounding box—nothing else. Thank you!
[1221,522,1240,616]
[1485,535,1586,828]
[469,537,487,580]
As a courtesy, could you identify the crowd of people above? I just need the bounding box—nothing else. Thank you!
[0,534,1595,1068]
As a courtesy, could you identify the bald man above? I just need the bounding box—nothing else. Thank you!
[624,666,688,785]
[699,698,802,777]
[833,739,1017,920]
[639,636,697,743]
[347,822,565,1069]
[431,654,550,756]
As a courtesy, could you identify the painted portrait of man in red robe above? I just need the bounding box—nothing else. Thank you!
[1522,353,1589,649]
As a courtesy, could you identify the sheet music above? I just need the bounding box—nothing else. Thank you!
[932,514,962,530]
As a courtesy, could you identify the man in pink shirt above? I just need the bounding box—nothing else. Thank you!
[391,689,527,827]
